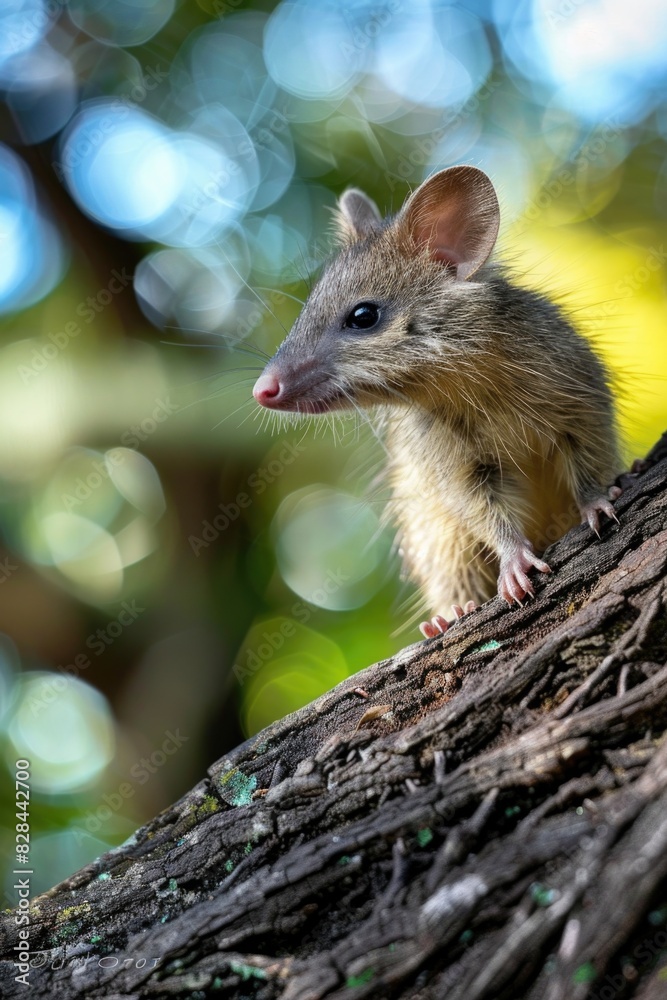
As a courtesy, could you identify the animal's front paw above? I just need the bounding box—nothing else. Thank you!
[420,602,477,638]
[498,544,551,605]
[580,488,620,536]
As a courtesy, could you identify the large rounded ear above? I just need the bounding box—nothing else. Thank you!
[335,188,382,243]
[396,166,500,280]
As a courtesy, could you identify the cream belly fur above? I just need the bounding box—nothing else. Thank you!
[387,410,595,614]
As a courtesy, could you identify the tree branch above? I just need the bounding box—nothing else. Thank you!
[2,434,667,999]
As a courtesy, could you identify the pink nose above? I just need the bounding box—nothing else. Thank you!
[253,372,283,407]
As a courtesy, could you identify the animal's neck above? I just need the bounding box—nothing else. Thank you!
[387,400,471,452]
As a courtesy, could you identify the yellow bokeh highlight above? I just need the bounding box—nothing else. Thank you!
[238,618,349,736]
[506,220,667,457]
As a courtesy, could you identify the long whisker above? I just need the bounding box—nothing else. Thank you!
[160,340,223,350]
[162,324,271,362]
[255,286,305,307]
[215,245,290,337]
[210,396,256,430]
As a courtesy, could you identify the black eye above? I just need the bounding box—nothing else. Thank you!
[344,302,380,331]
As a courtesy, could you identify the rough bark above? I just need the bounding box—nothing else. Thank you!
[2,435,667,1000]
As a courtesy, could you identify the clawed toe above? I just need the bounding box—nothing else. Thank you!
[531,555,551,574]
[580,495,620,535]
[419,603,478,638]
[498,543,551,606]
[419,615,448,638]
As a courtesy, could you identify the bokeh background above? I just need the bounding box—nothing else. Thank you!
[0,0,666,898]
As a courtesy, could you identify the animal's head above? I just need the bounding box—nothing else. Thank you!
[253,165,500,414]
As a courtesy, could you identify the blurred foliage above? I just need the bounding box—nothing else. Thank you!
[0,0,666,896]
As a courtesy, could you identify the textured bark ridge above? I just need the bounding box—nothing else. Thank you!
[2,436,667,1000]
